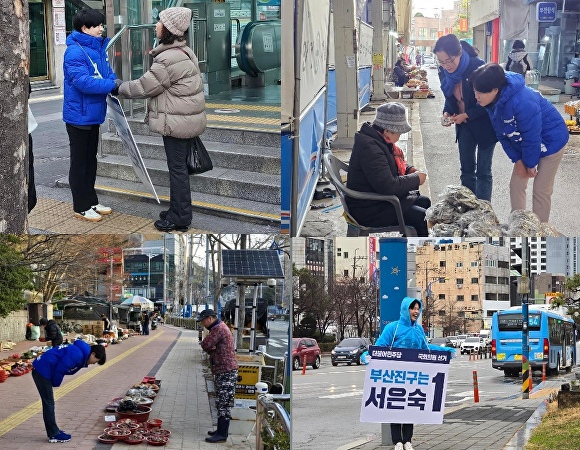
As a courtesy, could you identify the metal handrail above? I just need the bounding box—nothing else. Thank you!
[256,349,286,390]
[255,394,291,450]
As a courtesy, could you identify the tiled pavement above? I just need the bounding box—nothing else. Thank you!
[0,325,254,449]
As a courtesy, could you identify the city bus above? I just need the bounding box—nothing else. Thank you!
[491,305,576,377]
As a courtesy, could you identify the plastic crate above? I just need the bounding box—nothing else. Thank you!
[414,90,429,99]
[401,90,414,99]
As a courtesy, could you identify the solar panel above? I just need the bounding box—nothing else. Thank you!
[221,250,284,279]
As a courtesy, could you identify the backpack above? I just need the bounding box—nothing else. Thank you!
[510,58,524,75]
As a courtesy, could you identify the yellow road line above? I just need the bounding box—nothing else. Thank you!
[0,332,163,437]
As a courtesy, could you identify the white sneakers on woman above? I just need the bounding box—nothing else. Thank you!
[74,204,112,222]
[394,443,414,450]
[92,204,112,215]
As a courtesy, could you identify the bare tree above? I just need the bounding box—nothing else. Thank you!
[0,1,30,232]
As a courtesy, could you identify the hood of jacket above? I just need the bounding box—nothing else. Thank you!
[494,71,526,110]
[66,30,110,52]
[398,296,422,327]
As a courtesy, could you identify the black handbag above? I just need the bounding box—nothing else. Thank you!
[186,136,213,174]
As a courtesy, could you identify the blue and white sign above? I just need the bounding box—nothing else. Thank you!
[360,346,450,424]
[536,2,557,22]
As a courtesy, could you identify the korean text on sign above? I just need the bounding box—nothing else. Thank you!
[360,346,451,424]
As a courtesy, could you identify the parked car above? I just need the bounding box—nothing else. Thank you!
[460,337,490,355]
[331,337,371,366]
[291,337,321,370]
[430,337,454,348]
[422,54,436,66]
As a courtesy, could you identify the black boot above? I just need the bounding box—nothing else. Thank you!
[205,416,229,443]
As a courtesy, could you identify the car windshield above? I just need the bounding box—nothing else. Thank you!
[431,338,448,345]
[457,335,467,340]
[338,338,361,347]
[292,338,301,349]
[465,337,480,343]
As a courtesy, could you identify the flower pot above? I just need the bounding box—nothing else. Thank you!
[116,405,152,423]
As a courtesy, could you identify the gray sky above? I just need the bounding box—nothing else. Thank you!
[412,0,455,17]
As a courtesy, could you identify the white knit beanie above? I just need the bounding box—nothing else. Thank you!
[159,7,192,37]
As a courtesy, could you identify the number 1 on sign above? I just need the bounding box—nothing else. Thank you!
[431,372,445,412]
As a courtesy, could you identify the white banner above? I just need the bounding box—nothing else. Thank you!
[106,95,160,203]
[281,0,294,120]
[358,20,373,68]
[298,0,331,111]
[360,346,450,425]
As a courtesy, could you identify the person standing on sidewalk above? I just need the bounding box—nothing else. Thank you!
[435,34,498,201]
[141,311,150,335]
[39,318,63,348]
[345,102,430,236]
[31,339,106,443]
[470,63,568,223]
[118,6,207,233]
[375,297,455,450]
[198,309,239,444]
[63,8,121,223]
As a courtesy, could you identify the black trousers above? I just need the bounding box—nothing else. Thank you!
[163,135,192,226]
[391,423,413,444]
[28,134,37,213]
[402,195,431,237]
[66,124,100,213]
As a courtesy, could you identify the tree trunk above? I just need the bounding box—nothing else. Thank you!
[0,0,29,233]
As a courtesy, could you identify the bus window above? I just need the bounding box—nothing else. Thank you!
[498,313,541,331]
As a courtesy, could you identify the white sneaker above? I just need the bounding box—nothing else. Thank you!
[92,204,112,215]
[74,208,102,222]
[403,443,414,450]
[394,443,404,450]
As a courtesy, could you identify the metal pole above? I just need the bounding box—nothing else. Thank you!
[109,253,113,322]
[148,255,151,299]
[521,237,530,399]
[163,235,167,312]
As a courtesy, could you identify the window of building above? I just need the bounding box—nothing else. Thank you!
[471,277,478,284]
[430,29,438,40]
[418,27,427,38]
[337,248,341,257]
[343,269,349,277]
[471,295,479,302]
[438,293,445,300]
[457,295,464,301]
[485,293,497,300]
[485,276,497,284]
[344,251,348,259]
[471,261,478,267]
[440,260,446,267]
[498,277,509,285]
[498,293,509,301]
[456,278,464,285]
[456,262,463,268]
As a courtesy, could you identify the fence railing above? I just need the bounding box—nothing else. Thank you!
[255,394,291,450]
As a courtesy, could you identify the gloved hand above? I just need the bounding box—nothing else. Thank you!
[110,79,123,96]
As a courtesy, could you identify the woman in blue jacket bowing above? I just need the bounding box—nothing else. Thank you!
[470,63,569,223]
[375,297,454,450]
[32,340,106,443]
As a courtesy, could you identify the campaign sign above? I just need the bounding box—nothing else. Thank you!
[360,346,450,424]
[106,95,160,203]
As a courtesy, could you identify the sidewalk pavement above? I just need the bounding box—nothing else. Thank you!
[0,325,255,449]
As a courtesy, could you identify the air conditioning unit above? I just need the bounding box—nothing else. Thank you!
[457,284,463,289]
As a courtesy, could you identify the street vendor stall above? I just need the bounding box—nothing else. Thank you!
[564,100,580,133]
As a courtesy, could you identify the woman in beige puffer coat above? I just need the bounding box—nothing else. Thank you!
[118,7,206,232]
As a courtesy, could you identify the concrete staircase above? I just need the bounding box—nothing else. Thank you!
[92,113,280,225]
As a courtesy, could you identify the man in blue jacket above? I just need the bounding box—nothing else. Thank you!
[63,8,121,223]
[32,340,106,443]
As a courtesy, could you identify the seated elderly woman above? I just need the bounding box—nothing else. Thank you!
[345,102,430,236]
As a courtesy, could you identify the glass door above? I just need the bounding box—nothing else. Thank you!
[29,0,49,79]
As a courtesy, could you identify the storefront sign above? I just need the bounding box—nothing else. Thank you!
[360,346,451,424]
[536,2,557,22]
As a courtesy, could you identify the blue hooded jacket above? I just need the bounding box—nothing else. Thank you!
[62,30,117,126]
[485,72,569,169]
[32,339,92,387]
[375,297,455,355]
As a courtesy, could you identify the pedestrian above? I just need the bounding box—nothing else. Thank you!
[470,62,568,223]
[345,102,430,236]
[32,339,106,443]
[434,34,498,201]
[63,8,121,223]
[198,309,239,443]
[415,52,422,66]
[505,40,532,76]
[141,311,150,335]
[101,314,111,332]
[118,7,206,232]
[25,318,34,340]
[375,297,454,450]
[39,318,63,347]
[392,59,409,87]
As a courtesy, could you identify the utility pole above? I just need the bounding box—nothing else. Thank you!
[520,237,531,399]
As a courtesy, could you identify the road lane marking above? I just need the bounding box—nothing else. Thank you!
[0,331,163,437]
[319,390,363,399]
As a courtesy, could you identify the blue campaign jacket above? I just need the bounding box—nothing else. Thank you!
[485,72,569,168]
[32,339,92,387]
[62,30,117,126]
[376,297,429,349]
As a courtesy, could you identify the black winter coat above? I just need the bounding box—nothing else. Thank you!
[438,41,498,149]
[345,123,420,226]
[44,320,63,347]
